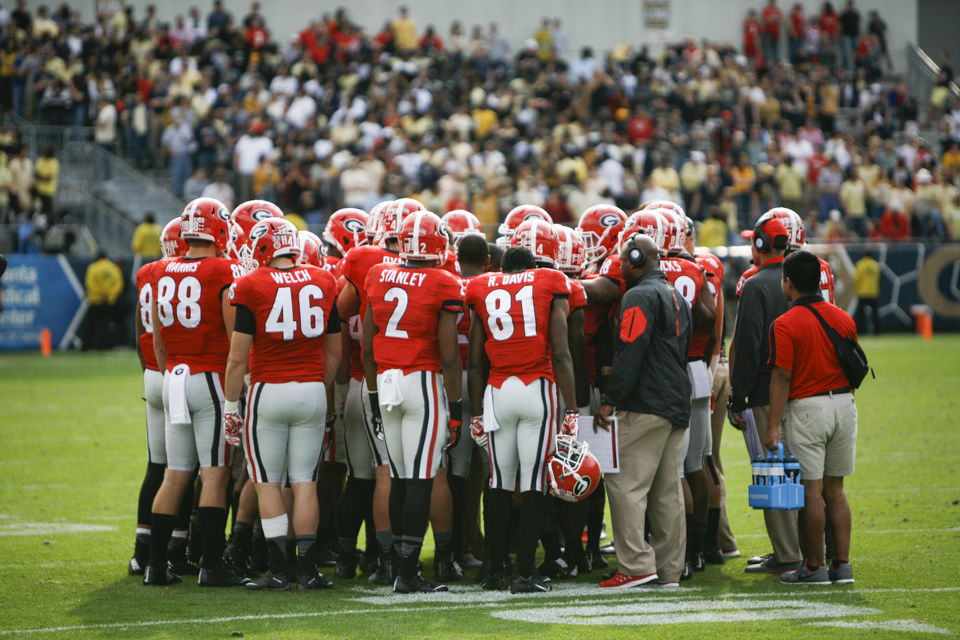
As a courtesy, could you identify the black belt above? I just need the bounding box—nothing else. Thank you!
[809,387,852,398]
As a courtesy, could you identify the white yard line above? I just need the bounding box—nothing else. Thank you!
[1,586,958,635]
[810,619,953,634]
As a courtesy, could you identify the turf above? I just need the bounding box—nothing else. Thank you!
[1,335,959,638]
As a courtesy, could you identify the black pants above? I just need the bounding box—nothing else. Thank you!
[855,297,880,334]
[82,303,117,350]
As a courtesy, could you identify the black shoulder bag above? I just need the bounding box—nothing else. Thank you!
[799,302,872,389]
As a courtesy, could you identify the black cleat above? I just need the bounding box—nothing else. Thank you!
[680,561,693,581]
[244,571,290,591]
[314,545,338,568]
[198,563,249,587]
[128,556,145,576]
[335,549,357,579]
[704,549,725,565]
[142,564,182,586]
[510,574,552,593]
[537,558,569,580]
[168,558,200,576]
[393,573,448,593]
[368,553,395,585]
[587,546,608,571]
[298,570,334,590]
[480,573,508,591]
[434,555,463,583]
[691,552,706,572]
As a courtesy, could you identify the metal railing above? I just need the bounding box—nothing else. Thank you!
[906,42,960,113]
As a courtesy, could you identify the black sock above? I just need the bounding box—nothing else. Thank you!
[517,490,546,577]
[705,507,721,554]
[689,520,707,557]
[134,532,150,565]
[447,473,466,557]
[560,500,588,566]
[375,530,394,559]
[540,529,562,562]
[197,506,228,569]
[336,478,374,553]
[399,478,433,577]
[296,534,316,573]
[484,489,511,575]
[148,513,176,570]
[586,478,606,549]
[266,536,287,575]
[137,463,165,527]
[167,534,187,564]
[434,531,452,557]
[389,478,407,558]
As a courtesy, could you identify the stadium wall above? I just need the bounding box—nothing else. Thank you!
[1,242,957,351]
[40,0,919,67]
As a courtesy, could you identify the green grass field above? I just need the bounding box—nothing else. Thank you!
[1,335,959,639]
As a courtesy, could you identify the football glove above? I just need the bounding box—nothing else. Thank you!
[470,416,486,447]
[562,410,580,438]
[368,391,385,441]
[444,399,463,452]
[223,400,242,447]
[321,418,335,458]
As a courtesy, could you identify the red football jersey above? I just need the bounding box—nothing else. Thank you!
[456,274,483,366]
[346,315,364,381]
[154,256,242,373]
[340,245,404,313]
[136,259,167,371]
[568,278,588,314]
[819,257,835,304]
[323,254,341,275]
[466,268,570,387]
[661,256,705,308]
[735,264,758,297]
[443,251,461,277]
[598,254,627,294]
[365,264,464,374]
[690,254,725,360]
[230,264,339,384]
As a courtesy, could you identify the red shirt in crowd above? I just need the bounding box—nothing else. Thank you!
[820,10,840,38]
[789,7,806,38]
[880,209,910,241]
[762,3,783,37]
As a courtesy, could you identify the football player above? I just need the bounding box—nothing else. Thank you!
[466,229,579,593]
[130,219,196,576]
[145,197,246,586]
[362,211,464,593]
[495,205,552,248]
[223,217,341,591]
[337,198,417,584]
[577,205,626,276]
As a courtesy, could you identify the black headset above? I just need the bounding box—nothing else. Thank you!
[753,224,787,253]
[625,233,648,268]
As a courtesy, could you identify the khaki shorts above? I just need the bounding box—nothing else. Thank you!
[784,393,858,480]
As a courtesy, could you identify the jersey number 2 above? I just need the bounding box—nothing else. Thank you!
[265,285,325,340]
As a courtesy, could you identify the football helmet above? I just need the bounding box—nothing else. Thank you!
[578,205,626,263]
[228,200,285,272]
[160,218,187,258]
[298,230,324,267]
[547,434,601,503]
[323,208,368,256]
[497,205,552,248]
[442,210,484,246]
[366,200,394,243]
[619,210,669,255]
[657,209,687,255]
[379,198,425,245]
[180,197,231,254]
[249,218,301,268]
[553,225,586,275]
[761,207,806,250]
[399,210,449,262]
[641,199,686,219]
[510,218,558,266]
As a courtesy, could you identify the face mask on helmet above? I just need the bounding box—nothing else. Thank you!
[547,434,601,502]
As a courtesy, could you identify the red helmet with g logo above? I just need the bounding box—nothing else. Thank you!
[442,209,484,246]
[228,200,285,271]
[399,210,449,262]
[510,218,558,266]
[180,197,231,255]
[547,435,601,502]
[379,198,425,245]
[249,218,301,269]
[497,205,552,248]
[553,225,586,274]
[578,204,626,263]
[160,218,187,258]
[323,208,368,256]
[297,230,324,267]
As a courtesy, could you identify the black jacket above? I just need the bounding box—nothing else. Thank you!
[730,258,789,409]
[605,270,692,428]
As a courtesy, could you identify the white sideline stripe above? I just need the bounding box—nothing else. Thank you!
[736,527,960,539]
[0,522,117,536]
[492,600,879,626]
[810,619,953,634]
[2,587,959,635]
[1,560,115,569]
[351,584,703,605]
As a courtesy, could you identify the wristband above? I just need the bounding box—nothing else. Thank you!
[448,399,463,423]
[224,400,239,413]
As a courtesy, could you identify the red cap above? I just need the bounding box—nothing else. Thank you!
[250,120,266,134]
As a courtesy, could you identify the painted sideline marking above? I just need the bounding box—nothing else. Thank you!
[2,587,959,636]
[736,527,960,539]
[810,619,953,634]
[0,522,117,536]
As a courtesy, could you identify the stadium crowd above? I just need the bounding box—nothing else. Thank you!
[1,0,959,254]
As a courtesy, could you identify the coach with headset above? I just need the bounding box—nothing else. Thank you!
[727,216,802,575]
[595,234,692,588]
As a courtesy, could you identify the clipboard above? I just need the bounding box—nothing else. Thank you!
[577,416,620,473]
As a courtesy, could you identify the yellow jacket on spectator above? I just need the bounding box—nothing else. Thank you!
[854,255,880,299]
[34,156,59,197]
[699,217,728,248]
[131,221,162,258]
[775,163,804,201]
[840,179,866,218]
[85,257,124,305]
[284,213,308,231]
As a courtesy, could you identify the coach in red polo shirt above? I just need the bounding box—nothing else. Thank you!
[764,250,858,587]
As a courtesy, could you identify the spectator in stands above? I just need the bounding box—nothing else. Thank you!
[913,169,946,239]
[93,97,117,183]
[787,2,806,63]
[817,158,844,222]
[33,145,58,217]
[233,120,273,202]
[699,206,729,248]
[207,0,230,37]
[392,5,417,55]
[761,0,783,63]
[854,250,880,334]
[839,167,867,237]
[82,250,123,350]
[183,167,208,203]
[131,212,162,260]
[126,95,154,170]
[161,115,196,199]
[202,167,236,211]
[731,152,758,230]
[839,0,860,71]
[0,152,10,225]
[879,199,910,241]
[8,146,31,218]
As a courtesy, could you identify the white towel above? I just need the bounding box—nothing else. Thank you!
[687,360,712,400]
[378,369,404,410]
[482,386,500,433]
[168,364,191,425]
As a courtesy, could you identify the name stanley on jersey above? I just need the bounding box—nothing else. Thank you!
[378,268,427,287]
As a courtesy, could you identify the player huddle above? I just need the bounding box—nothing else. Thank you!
[130,194,834,593]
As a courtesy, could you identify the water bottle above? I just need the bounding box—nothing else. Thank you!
[784,456,801,483]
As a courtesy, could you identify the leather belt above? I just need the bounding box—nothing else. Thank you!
[810,387,852,398]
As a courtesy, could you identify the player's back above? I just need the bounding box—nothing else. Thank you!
[660,255,705,308]
[365,263,464,374]
[819,257,835,303]
[136,259,167,371]
[231,264,339,384]
[466,267,570,387]
[155,256,241,372]
[340,244,403,311]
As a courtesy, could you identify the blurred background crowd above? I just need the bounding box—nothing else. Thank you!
[1,0,958,257]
